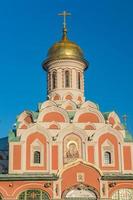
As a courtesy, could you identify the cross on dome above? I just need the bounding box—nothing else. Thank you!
[58,11,71,29]
[58,11,71,39]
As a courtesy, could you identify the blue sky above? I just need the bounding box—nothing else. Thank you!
[0,0,133,138]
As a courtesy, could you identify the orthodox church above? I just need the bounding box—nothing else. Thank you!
[0,11,133,200]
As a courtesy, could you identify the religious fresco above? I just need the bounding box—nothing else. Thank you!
[64,134,81,164]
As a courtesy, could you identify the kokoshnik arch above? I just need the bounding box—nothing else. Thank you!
[0,11,133,200]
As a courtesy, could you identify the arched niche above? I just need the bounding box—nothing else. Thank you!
[84,124,96,130]
[63,133,82,164]
[65,95,73,100]
[40,101,57,110]
[77,96,82,103]
[53,94,61,101]
[61,100,77,111]
[63,92,73,101]
[48,122,59,129]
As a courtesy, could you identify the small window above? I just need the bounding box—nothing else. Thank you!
[48,72,51,90]
[52,71,57,89]
[104,151,111,164]
[78,72,81,89]
[65,71,70,88]
[34,151,40,164]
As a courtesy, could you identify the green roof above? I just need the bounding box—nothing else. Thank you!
[8,130,20,142]
[102,112,110,120]
[31,111,39,120]
[67,111,75,120]
[124,130,133,142]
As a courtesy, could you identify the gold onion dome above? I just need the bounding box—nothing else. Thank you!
[43,29,88,69]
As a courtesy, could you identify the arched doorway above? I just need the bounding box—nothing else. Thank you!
[112,189,133,200]
[63,184,97,200]
[18,189,50,200]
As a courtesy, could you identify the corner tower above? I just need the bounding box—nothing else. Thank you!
[42,11,88,104]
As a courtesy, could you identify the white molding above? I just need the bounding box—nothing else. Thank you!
[21,123,50,142]
[93,125,124,142]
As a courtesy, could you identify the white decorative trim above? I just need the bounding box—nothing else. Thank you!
[57,159,103,177]
[21,124,50,142]
[93,125,124,142]
[40,100,57,111]
[58,124,87,142]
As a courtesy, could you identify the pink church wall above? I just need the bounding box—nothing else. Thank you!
[0,181,52,199]
[88,146,94,164]
[123,146,132,170]
[52,145,58,170]
[61,163,101,197]
[13,145,21,170]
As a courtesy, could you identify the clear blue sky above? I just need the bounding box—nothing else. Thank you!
[0,0,133,138]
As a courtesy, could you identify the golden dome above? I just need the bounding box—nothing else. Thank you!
[43,30,88,69]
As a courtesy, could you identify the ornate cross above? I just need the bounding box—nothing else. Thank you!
[58,11,71,29]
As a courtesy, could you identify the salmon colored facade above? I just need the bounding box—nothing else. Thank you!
[0,12,133,200]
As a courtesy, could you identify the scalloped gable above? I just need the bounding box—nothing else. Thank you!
[37,106,70,123]
[73,108,105,123]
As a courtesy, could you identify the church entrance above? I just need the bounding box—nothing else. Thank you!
[18,189,50,200]
[63,184,97,200]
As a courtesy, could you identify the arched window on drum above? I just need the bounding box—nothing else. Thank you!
[77,71,81,89]
[52,71,57,89]
[48,72,51,91]
[65,70,70,88]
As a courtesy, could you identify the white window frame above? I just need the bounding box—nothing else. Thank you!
[30,139,44,167]
[101,139,115,167]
